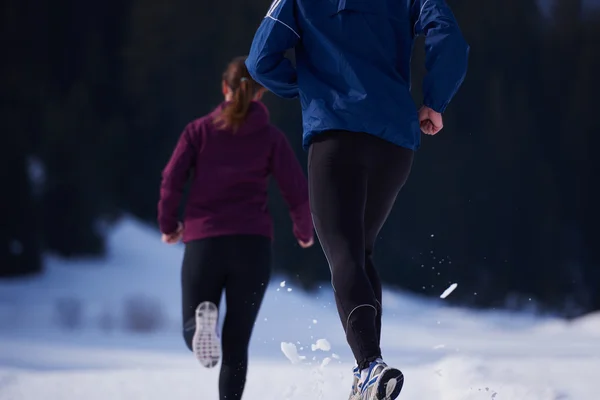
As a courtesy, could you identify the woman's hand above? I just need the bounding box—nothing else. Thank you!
[298,237,314,248]
[162,222,184,244]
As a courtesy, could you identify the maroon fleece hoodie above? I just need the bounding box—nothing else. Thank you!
[158,100,313,243]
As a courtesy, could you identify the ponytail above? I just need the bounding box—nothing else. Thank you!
[215,78,255,132]
[214,56,262,133]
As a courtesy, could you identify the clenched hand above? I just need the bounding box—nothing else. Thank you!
[162,222,184,244]
[419,106,443,136]
[298,237,314,248]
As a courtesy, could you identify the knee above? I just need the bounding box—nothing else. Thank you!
[329,255,365,286]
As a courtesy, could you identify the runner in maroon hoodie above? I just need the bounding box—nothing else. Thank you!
[157,56,314,400]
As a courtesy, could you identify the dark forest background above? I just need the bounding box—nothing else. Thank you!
[2,0,599,317]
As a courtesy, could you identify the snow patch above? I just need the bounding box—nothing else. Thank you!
[311,338,331,352]
[0,216,599,399]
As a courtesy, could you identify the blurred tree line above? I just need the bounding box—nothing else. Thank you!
[2,0,599,317]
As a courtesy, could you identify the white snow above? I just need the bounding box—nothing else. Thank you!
[440,283,458,299]
[311,338,332,352]
[0,216,599,399]
[281,342,306,364]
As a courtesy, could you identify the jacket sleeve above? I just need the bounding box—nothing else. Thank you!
[246,0,301,99]
[157,124,197,234]
[269,128,313,242]
[412,0,469,113]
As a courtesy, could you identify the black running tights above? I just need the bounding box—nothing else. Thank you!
[181,235,271,400]
[308,130,414,370]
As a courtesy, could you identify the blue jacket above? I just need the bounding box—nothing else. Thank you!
[246,0,469,151]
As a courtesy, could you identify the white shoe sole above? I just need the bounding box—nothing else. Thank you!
[192,301,221,368]
[374,367,404,400]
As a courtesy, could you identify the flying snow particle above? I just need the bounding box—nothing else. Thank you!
[280,281,286,288]
[440,283,458,299]
[281,342,306,364]
[311,338,332,352]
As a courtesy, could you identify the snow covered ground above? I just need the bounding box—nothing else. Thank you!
[0,217,598,400]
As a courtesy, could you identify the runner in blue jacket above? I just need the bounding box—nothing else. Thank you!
[246,1,469,399]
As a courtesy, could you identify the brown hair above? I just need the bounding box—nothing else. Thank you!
[214,56,263,132]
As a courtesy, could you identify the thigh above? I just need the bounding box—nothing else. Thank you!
[181,239,227,324]
[308,131,369,277]
[364,143,414,251]
[221,236,272,351]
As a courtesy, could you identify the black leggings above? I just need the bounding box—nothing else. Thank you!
[308,130,414,370]
[181,235,271,400]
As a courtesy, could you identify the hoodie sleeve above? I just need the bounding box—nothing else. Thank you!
[246,0,301,99]
[157,123,197,235]
[412,0,469,113]
[269,127,313,243]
